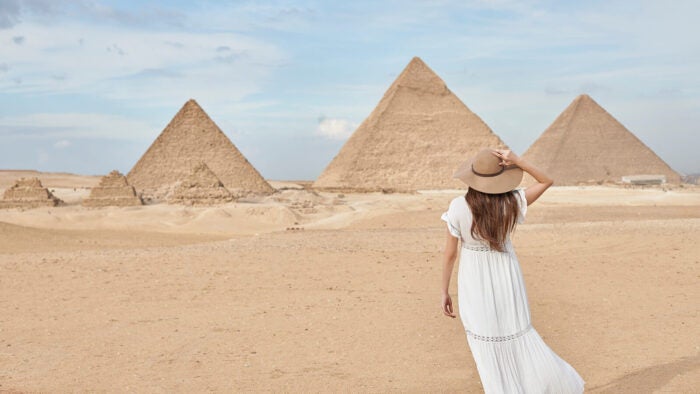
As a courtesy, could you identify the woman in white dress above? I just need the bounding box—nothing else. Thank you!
[441,148,584,393]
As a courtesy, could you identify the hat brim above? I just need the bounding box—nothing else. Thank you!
[452,159,523,194]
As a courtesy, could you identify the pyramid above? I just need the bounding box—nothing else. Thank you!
[127,99,274,199]
[168,162,235,205]
[313,57,509,192]
[83,170,143,207]
[522,94,681,185]
[0,178,62,209]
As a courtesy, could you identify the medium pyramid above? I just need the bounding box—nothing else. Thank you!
[522,94,681,185]
[168,162,235,205]
[313,57,509,191]
[127,99,274,198]
[83,170,143,207]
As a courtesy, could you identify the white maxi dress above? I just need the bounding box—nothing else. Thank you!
[442,188,584,393]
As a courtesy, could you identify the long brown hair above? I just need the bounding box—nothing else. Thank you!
[465,188,520,252]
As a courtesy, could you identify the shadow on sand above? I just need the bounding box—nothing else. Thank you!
[589,353,699,393]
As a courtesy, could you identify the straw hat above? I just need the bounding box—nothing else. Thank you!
[453,148,523,194]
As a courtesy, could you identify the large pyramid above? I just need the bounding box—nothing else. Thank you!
[313,57,509,192]
[128,99,274,198]
[522,94,681,185]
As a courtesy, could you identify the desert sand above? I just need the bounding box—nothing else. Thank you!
[0,176,698,392]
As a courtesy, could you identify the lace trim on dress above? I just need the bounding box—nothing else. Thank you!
[461,241,515,253]
[461,243,492,251]
[466,324,533,342]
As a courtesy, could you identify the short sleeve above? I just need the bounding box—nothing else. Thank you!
[514,188,527,224]
[441,210,461,239]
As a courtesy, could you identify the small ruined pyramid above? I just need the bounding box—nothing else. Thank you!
[0,178,62,209]
[522,94,681,185]
[83,170,143,207]
[128,99,274,198]
[168,162,235,205]
[314,57,509,191]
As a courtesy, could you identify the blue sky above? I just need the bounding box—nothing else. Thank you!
[0,0,698,179]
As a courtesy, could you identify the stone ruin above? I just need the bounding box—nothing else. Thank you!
[168,162,235,205]
[83,170,143,207]
[0,177,63,209]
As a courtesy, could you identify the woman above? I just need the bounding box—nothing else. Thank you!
[441,148,584,393]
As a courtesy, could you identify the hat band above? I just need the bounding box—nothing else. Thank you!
[471,164,518,177]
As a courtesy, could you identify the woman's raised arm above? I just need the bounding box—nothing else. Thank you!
[492,149,553,206]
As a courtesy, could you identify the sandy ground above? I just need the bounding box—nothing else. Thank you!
[0,178,698,392]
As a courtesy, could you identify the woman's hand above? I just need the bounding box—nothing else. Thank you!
[492,149,522,167]
[442,293,456,318]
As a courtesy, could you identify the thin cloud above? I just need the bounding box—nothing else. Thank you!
[0,23,286,105]
[53,139,71,149]
[0,0,186,29]
[0,112,158,140]
[316,117,356,140]
[0,0,22,29]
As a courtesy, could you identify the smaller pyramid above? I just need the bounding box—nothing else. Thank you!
[522,94,681,185]
[83,170,143,207]
[168,162,235,205]
[0,178,62,209]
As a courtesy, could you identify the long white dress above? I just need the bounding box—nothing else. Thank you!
[442,188,584,393]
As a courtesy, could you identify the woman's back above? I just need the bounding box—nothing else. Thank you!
[442,187,527,250]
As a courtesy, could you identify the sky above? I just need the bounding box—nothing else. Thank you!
[0,0,698,180]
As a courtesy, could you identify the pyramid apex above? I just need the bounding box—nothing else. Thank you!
[392,56,445,92]
[574,94,596,104]
[183,98,201,108]
[403,56,430,72]
[570,94,607,113]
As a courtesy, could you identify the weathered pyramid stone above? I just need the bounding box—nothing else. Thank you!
[83,170,143,207]
[0,178,62,209]
[522,94,681,185]
[127,99,274,199]
[313,57,509,192]
[168,162,235,205]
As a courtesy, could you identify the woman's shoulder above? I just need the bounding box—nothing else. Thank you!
[512,187,527,203]
[447,195,468,214]
[449,195,465,206]
[512,187,528,223]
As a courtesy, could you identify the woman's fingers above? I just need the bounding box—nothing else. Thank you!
[492,150,513,166]
[447,303,454,316]
[442,298,456,318]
